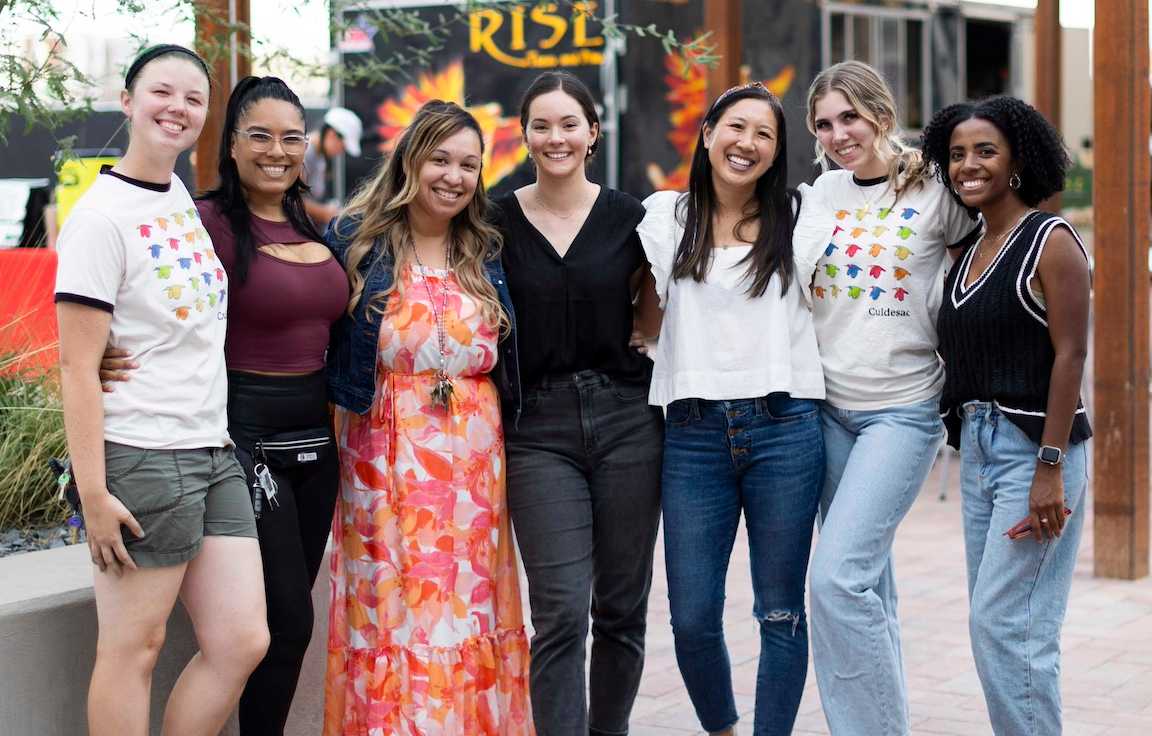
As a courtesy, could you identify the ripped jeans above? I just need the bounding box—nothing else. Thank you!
[662,395,824,735]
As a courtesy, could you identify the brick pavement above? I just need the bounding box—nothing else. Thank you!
[623,450,1152,735]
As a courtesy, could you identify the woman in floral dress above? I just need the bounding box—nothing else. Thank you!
[322,100,532,735]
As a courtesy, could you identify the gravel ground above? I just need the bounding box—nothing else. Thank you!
[0,524,84,558]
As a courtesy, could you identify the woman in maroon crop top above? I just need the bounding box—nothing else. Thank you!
[102,76,349,736]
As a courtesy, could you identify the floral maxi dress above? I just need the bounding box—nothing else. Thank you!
[324,265,533,735]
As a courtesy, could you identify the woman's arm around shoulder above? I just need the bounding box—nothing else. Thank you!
[636,190,683,307]
[323,212,361,265]
[791,183,835,300]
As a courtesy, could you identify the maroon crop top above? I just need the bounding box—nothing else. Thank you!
[198,200,349,373]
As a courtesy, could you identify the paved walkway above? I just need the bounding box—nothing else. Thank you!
[625,450,1152,735]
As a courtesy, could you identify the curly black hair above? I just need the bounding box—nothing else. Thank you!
[920,96,1071,207]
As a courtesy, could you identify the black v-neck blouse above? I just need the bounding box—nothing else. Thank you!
[493,187,652,390]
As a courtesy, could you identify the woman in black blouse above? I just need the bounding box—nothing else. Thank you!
[921,97,1091,735]
[493,71,664,736]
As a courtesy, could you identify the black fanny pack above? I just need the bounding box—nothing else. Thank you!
[235,428,333,519]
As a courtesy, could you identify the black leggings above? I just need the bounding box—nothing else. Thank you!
[227,370,339,736]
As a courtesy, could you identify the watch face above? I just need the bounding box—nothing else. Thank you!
[1039,446,1062,464]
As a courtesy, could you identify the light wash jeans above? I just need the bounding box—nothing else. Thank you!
[662,394,824,736]
[809,397,945,736]
[959,401,1087,736]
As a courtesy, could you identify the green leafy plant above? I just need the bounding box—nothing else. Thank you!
[0,358,68,530]
[2,0,716,163]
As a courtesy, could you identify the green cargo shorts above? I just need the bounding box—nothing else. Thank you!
[103,441,257,568]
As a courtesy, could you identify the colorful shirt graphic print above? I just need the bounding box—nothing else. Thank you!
[54,172,231,449]
[324,266,533,735]
[813,201,925,310]
[796,172,978,410]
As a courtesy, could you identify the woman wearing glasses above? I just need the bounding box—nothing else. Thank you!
[101,76,347,736]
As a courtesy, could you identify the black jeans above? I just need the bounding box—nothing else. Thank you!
[227,371,339,736]
[506,371,664,736]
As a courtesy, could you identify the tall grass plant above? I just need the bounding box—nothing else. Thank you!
[0,354,68,529]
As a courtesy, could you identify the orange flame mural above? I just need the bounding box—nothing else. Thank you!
[646,47,797,192]
[375,61,527,187]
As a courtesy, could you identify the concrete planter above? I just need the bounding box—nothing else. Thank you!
[0,543,329,735]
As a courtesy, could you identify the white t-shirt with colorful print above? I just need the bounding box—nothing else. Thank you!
[794,170,978,410]
[54,169,231,449]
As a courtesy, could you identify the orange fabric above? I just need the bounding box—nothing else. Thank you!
[324,268,533,735]
[0,250,59,374]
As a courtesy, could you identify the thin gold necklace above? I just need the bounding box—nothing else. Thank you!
[977,209,1033,261]
[534,185,593,220]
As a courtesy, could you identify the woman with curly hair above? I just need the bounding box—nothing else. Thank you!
[322,100,532,734]
[920,96,1091,735]
[795,61,979,735]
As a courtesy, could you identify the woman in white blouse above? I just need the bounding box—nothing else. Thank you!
[636,82,824,736]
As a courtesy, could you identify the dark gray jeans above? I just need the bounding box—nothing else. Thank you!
[506,370,664,736]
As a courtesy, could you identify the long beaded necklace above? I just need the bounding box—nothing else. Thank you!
[410,236,454,410]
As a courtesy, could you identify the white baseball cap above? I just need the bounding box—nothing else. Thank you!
[323,107,363,157]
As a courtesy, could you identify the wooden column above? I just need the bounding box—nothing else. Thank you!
[1034,0,1061,211]
[704,0,742,102]
[193,0,251,193]
[1093,0,1150,579]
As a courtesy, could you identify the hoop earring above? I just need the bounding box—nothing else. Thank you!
[1009,172,1022,190]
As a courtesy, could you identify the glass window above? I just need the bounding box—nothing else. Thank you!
[825,9,930,132]
[852,14,872,61]
[905,20,924,128]
[831,13,846,63]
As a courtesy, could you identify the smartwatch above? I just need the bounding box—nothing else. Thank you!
[1037,445,1063,466]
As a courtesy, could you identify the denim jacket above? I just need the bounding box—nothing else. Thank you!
[324,215,522,422]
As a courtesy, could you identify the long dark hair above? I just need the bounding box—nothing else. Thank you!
[199,76,323,284]
[673,84,796,298]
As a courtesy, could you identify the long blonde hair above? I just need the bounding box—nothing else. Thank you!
[805,61,928,199]
[336,101,507,333]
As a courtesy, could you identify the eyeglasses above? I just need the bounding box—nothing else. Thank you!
[234,129,309,155]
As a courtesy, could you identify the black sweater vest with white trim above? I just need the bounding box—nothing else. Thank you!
[938,210,1093,449]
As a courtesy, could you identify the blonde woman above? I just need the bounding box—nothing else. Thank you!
[796,61,979,735]
[321,101,532,734]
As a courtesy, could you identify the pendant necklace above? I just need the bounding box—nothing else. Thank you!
[411,236,455,410]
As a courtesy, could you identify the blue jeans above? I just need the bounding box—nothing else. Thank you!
[661,394,823,736]
[959,402,1087,736]
[809,398,944,736]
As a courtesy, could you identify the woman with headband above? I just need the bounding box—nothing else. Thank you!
[55,44,269,736]
[100,75,348,735]
[637,82,824,736]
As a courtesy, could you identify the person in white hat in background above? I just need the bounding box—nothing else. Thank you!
[303,107,363,228]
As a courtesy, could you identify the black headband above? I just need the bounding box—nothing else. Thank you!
[124,44,211,90]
